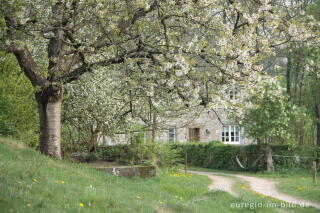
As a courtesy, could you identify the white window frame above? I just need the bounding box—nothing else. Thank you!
[221,125,241,144]
[230,90,237,100]
[225,87,239,101]
[168,128,176,142]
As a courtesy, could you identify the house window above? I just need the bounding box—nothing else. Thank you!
[189,128,200,142]
[221,125,241,143]
[168,128,176,142]
[226,88,239,100]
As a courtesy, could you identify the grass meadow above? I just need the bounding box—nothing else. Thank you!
[0,137,318,213]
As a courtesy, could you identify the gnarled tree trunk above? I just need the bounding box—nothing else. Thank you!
[36,86,63,159]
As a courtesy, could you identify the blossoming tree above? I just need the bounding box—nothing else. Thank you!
[0,0,317,158]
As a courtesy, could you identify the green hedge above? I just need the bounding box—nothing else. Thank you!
[171,142,320,172]
[97,142,320,172]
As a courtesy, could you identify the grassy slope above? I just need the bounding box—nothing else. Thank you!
[0,137,309,213]
[0,137,209,213]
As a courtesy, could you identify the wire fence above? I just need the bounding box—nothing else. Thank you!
[272,154,320,160]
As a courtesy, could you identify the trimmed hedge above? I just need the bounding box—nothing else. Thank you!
[171,141,320,172]
[97,142,320,172]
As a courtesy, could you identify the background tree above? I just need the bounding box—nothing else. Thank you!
[1,0,317,158]
[281,0,320,146]
[63,62,203,152]
[234,79,312,170]
[0,52,39,147]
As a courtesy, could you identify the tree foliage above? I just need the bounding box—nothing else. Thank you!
[0,52,39,147]
[1,0,319,156]
[235,80,312,144]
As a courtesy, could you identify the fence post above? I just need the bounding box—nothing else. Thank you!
[185,152,188,173]
[312,161,317,184]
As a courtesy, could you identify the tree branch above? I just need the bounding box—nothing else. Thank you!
[59,49,161,83]
[7,45,47,87]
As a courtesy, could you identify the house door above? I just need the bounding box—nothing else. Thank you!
[189,128,200,142]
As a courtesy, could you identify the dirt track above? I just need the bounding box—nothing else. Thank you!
[190,170,320,209]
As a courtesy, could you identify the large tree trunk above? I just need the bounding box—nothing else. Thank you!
[36,86,63,159]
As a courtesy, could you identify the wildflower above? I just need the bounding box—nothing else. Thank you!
[60,181,65,184]
[32,179,38,183]
[79,203,84,207]
[26,203,32,207]
[54,180,59,184]
[159,201,164,205]
[88,184,95,192]
[136,195,141,200]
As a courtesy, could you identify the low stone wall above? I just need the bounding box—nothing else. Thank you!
[95,166,156,178]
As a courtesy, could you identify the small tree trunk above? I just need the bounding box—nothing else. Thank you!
[151,112,157,143]
[265,145,274,172]
[87,134,97,153]
[87,125,97,153]
[36,86,63,159]
[316,104,320,147]
[86,123,102,152]
[286,51,291,96]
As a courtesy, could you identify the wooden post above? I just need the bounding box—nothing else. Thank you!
[184,152,188,173]
[312,161,317,184]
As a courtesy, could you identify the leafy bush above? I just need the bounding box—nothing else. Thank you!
[83,152,102,162]
[156,144,182,168]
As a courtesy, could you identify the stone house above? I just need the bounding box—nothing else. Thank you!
[152,108,254,145]
[100,89,255,145]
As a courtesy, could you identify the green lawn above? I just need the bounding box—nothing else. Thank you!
[0,137,317,213]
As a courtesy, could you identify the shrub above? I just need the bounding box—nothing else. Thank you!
[172,142,320,172]
[157,143,182,168]
[83,151,102,162]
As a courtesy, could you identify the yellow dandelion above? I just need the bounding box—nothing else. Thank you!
[136,195,141,199]
[60,181,65,184]
[79,203,84,207]
[26,203,32,207]
[32,179,38,182]
[159,201,164,205]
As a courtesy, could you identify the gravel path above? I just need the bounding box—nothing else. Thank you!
[192,171,238,196]
[190,170,320,209]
